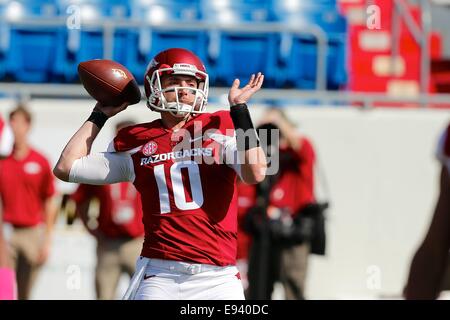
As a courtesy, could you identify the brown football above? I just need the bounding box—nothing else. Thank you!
[78,59,141,106]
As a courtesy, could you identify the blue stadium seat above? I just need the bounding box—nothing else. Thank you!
[207,32,278,87]
[278,35,347,90]
[272,3,348,89]
[6,0,59,17]
[1,0,62,82]
[53,0,132,82]
[0,3,7,80]
[271,0,338,14]
[57,0,131,19]
[125,0,207,84]
[0,0,348,89]
[201,0,273,22]
[200,0,278,87]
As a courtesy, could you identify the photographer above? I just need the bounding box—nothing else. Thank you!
[245,108,325,300]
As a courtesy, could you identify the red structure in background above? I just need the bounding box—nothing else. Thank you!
[338,0,447,102]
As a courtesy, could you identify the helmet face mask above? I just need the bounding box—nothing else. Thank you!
[144,49,209,118]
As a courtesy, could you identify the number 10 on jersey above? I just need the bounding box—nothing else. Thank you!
[154,161,204,214]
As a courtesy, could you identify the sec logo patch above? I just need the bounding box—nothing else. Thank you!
[142,141,158,156]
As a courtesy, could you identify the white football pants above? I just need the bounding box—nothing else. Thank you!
[124,257,245,300]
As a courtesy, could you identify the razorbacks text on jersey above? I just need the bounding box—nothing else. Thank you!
[110,110,241,266]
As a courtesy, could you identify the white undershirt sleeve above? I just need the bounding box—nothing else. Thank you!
[69,152,135,185]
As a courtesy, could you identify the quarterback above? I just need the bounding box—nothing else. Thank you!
[53,48,267,300]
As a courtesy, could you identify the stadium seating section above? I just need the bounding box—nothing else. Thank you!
[0,0,444,93]
[0,0,349,89]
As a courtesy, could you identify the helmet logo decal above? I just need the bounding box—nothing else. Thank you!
[173,63,197,70]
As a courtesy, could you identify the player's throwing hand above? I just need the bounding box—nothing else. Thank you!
[93,101,129,118]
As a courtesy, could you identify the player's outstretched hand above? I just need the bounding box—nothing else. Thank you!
[228,72,264,106]
[93,101,129,118]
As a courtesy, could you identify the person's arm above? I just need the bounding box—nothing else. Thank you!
[76,199,102,238]
[36,196,58,265]
[404,166,450,299]
[76,200,91,230]
[53,102,128,182]
[262,109,302,151]
[70,185,101,237]
[228,73,267,184]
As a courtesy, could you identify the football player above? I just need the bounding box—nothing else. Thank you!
[53,48,267,300]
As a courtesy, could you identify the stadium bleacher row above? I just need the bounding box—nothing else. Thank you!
[0,0,348,89]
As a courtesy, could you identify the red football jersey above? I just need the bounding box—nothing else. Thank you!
[0,148,55,227]
[71,183,145,238]
[111,111,239,266]
[268,137,316,216]
[236,181,256,260]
